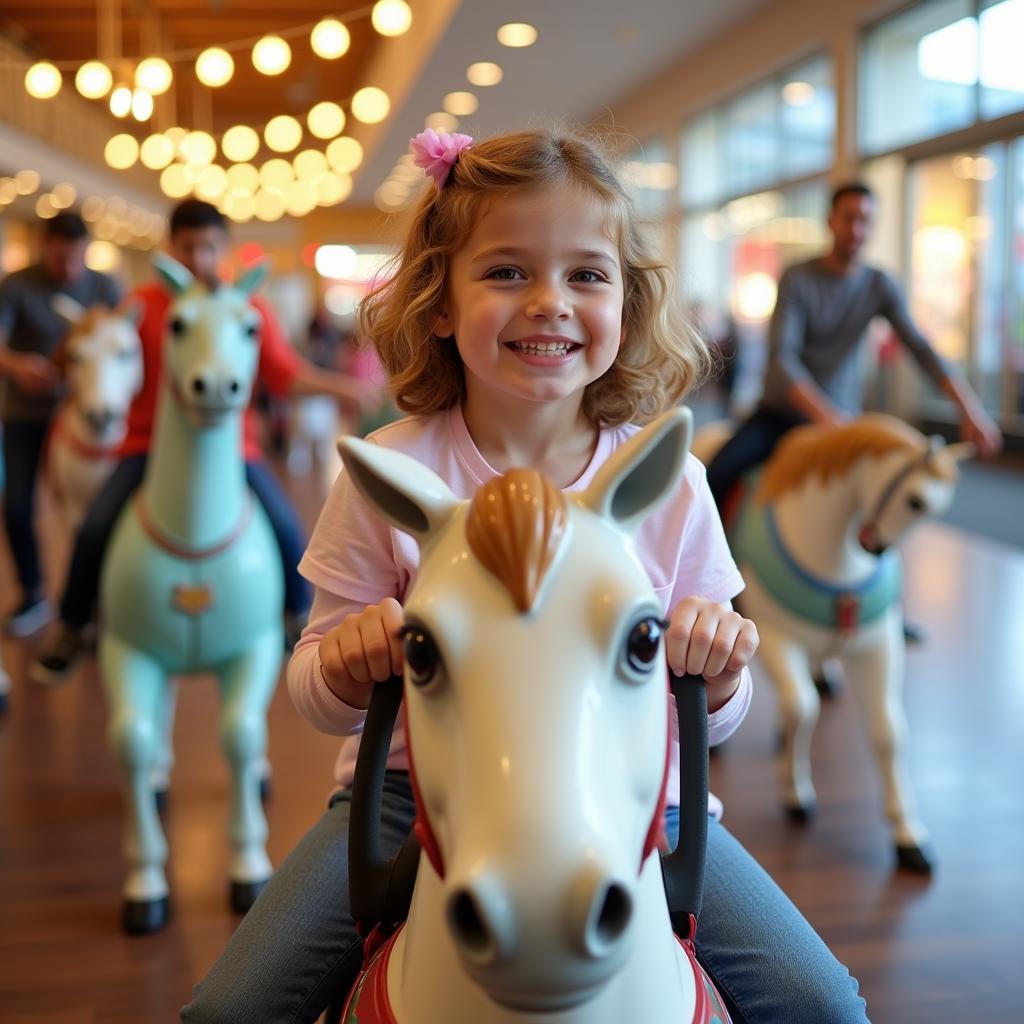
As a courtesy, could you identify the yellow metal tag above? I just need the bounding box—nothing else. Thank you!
[171,583,215,616]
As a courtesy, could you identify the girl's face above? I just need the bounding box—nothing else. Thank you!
[436,185,625,414]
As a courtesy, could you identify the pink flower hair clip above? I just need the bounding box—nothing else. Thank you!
[410,128,473,188]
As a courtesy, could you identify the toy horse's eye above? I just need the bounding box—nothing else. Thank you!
[906,495,925,513]
[622,616,666,680]
[170,317,186,338]
[245,322,258,339]
[401,624,441,688]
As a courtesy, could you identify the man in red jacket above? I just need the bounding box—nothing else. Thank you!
[32,199,365,682]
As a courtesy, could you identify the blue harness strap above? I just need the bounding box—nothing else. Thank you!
[731,478,902,631]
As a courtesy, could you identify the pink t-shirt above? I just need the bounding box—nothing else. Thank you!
[289,405,751,816]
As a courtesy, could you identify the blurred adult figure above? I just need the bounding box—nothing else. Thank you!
[0,212,121,635]
[706,182,1002,509]
[31,200,365,682]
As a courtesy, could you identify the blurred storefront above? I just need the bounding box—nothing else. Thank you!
[616,0,1024,440]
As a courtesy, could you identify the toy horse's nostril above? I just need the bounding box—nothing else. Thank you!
[591,882,631,948]
[191,377,206,395]
[449,889,493,957]
[227,379,240,395]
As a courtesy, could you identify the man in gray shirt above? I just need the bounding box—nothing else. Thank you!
[0,211,121,635]
[706,182,1002,509]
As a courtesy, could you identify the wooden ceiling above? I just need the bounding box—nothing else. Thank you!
[1,1,386,135]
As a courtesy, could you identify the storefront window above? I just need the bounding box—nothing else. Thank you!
[680,112,722,207]
[980,0,1024,120]
[1011,138,1024,415]
[779,55,835,178]
[619,138,677,217]
[860,0,976,154]
[723,84,779,196]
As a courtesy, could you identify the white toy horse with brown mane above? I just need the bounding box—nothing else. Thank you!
[48,297,143,532]
[699,414,969,872]
[334,408,732,1024]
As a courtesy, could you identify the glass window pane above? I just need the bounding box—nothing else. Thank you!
[980,0,1024,119]
[680,112,722,206]
[779,55,835,177]
[723,84,778,195]
[619,138,677,217]
[860,0,976,154]
[1011,139,1024,416]
[973,143,1008,415]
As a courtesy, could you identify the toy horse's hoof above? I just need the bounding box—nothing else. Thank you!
[154,788,169,813]
[123,897,169,934]
[230,879,267,914]
[896,843,935,874]
[813,662,843,700]
[259,776,271,802]
[785,802,815,824]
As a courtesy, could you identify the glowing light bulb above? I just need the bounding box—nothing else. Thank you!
[294,150,328,181]
[140,134,174,169]
[497,23,538,48]
[180,131,217,167]
[75,61,112,99]
[105,134,140,170]
[252,36,291,76]
[259,158,294,189]
[310,18,350,59]
[326,137,363,174]
[160,164,193,199]
[372,1,412,36]
[222,125,260,163]
[308,101,345,140]
[264,115,302,153]
[351,87,390,124]
[131,88,154,121]
[443,91,477,116]
[135,57,172,95]
[25,62,62,99]
[109,85,132,118]
[466,62,502,87]
[195,47,234,88]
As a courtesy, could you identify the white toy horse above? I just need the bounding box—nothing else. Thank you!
[700,414,969,872]
[48,298,144,532]
[334,408,732,1024]
[98,254,283,933]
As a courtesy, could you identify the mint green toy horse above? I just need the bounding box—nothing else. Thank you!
[99,254,283,934]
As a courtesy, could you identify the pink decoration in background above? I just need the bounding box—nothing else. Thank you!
[409,129,473,187]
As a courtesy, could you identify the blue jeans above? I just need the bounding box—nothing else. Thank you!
[2,419,50,600]
[181,774,867,1024]
[59,455,311,628]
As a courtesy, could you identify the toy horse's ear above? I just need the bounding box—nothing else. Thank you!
[338,436,459,544]
[582,406,692,533]
[52,294,86,325]
[236,261,269,296]
[152,252,194,295]
[119,297,145,326]
[943,441,975,463]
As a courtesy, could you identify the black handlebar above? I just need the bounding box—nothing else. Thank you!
[348,669,710,935]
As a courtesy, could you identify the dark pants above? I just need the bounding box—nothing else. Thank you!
[2,419,50,601]
[59,454,311,629]
[706,407,809,511]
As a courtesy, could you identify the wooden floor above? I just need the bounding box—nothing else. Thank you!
[1,463,1023,1024]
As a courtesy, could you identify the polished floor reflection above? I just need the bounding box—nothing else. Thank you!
[1,473,1022,1022]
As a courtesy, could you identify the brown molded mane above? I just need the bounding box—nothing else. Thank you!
[757,414,958,503]
[466,468,568,612]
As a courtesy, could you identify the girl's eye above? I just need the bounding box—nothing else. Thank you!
[401,624,442,688]
[571,269,606,284]
[487,266,523,281]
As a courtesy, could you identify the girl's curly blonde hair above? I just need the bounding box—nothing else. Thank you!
[359,128,710,427]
